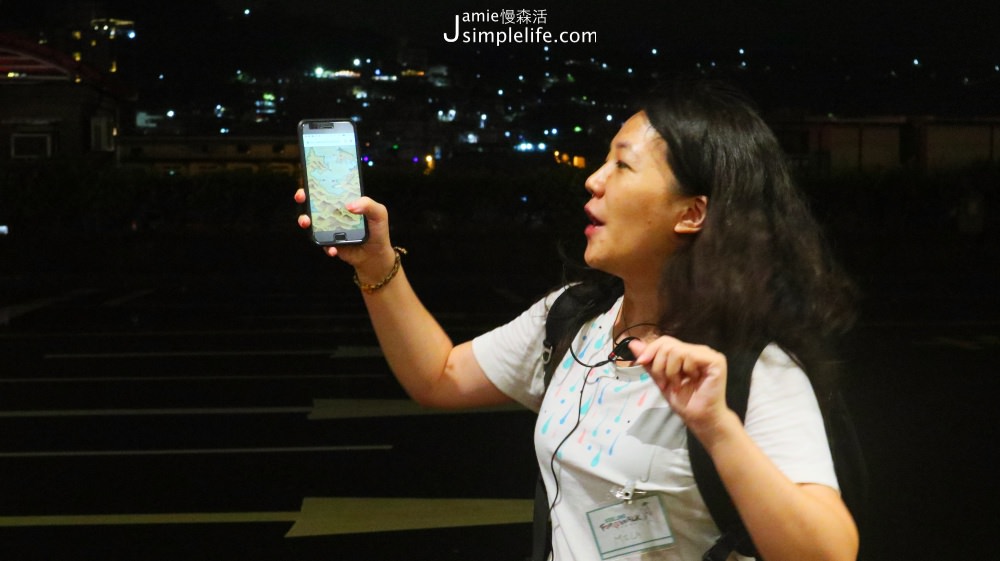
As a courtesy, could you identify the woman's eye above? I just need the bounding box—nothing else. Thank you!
[615,160,630,170]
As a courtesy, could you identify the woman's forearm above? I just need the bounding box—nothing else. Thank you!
[358,264,508,409]
[698,412,859,561]
[359,263,454,403]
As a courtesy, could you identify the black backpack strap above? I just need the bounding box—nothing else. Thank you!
[824,387,869,536]
[531,473,552,561]
[541,284,590,386]
[533,285,589,561]
[688,343,767,561]
[533,283,620,561]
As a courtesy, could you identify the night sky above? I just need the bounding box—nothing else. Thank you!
[5,0,999,61]
[2,0,998,117]
[217,0,999,59]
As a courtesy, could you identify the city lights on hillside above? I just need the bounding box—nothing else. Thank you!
[20,6,991,175]
[516,142,546,152]
[313,66,361,79]
[554,150,586,169]
[91,18,135,40]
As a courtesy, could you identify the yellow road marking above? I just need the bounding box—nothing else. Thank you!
[286,497,534,537]
[0,498,534,536]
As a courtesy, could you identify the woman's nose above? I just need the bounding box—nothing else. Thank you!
[585,165,606,195]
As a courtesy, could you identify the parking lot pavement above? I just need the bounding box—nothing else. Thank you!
[1,251,998,560]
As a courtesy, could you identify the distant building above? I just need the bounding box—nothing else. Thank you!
[0,32,135,161]
[118,135,299,175]
[771,115,1000,173]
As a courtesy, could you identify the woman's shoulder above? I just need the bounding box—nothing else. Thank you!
[748,343,817,404]
[757,343,800,370]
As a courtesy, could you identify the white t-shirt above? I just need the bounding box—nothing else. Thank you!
[472,290,839,561]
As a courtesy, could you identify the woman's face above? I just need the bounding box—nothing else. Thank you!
[583,111,705,282]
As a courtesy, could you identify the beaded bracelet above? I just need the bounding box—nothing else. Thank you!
[353,246,407,294]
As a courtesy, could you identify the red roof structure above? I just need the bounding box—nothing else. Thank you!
[0,32,134,99]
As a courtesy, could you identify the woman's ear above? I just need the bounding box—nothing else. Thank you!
[675,195,708,234]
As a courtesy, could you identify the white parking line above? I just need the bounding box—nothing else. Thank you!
[309,399,524,420]
[0,444,392,459]
[43,346,384,359]
[0,373,385,383]
[0,511,300,527]
[0,289,98,325]
[0,406,313,418]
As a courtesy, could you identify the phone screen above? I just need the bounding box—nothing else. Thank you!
[298,119,368,245]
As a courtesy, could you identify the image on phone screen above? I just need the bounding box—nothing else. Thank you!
[299,120,368,245]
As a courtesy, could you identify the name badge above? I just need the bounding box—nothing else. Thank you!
[586,495,675,559]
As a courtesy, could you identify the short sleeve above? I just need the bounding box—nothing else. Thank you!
[744,344,840,491]
[471,288,566,412]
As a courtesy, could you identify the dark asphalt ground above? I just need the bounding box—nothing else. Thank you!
[1,230,998,560]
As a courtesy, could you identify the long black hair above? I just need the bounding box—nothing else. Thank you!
[646,80,856,394]
[564,80,856,399]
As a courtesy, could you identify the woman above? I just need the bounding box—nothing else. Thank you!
[295,80,859,561]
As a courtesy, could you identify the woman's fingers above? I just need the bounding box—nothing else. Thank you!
[294,188,310,230]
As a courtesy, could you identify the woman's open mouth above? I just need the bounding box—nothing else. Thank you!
[584,208,604,237]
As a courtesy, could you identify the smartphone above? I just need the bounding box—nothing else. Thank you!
[297,119,368,245]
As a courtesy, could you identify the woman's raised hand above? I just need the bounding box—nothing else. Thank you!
[294,188,397,282]
[628,336,731,436]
